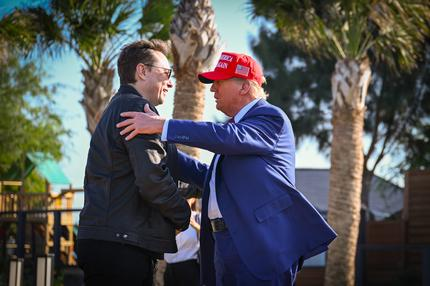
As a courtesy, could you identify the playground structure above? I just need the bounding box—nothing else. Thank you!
[0,153,82,267]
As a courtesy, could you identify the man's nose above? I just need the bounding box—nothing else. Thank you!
[210,83,216,92]
[167,79,173,88]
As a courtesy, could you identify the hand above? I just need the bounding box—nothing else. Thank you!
[190,218,201,232]
[116,104,165,140]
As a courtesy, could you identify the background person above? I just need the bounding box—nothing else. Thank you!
[164,198,201,286]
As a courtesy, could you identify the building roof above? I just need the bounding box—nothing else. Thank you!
[27,153,70,185]
[295,168,403,220]
[3,152,70,186]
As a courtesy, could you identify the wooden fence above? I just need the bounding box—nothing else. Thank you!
[297,170,430,286]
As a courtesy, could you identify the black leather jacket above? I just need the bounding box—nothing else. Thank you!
[78,85,190,255]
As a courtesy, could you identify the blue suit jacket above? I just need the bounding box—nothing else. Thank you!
[167,99,337,284]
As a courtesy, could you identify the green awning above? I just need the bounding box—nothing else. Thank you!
[27,152,70,185]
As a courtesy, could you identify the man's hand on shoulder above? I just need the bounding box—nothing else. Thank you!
[117,104,165,140]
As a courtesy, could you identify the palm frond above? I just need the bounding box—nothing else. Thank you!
[139,0,176,40]
[248,0,430,73]
[369,1,430,72]
[0,8,64,57]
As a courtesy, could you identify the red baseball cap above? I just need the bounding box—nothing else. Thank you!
[198,52,264,86]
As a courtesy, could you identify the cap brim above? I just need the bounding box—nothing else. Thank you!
[198,71,233,84]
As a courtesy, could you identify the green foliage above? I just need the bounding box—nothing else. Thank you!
[22,0,136,68]
[251,27,334,150]
[23,170,46,193]
[251,27,430,172]
[140,0,176,40]
[248,0,430,73]
[0,6,62,56]
[0,51,68,176]
[402,122,430,170]
[4,0,177,69]
[398,54,430,170]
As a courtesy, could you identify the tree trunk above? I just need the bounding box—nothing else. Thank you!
[80,66,114,134]
[170,0,220,158]
[324,58,371,286]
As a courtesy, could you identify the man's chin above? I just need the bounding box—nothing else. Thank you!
[157,96,165,105]
[215,104,230,116]
[216,103,224,112]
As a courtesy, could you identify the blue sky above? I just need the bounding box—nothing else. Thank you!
[2,0,330,205]
[0,0,47,16]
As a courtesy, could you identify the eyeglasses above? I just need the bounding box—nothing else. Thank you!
[143,63,172,79]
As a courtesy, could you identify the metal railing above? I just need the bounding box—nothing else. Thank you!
[1,209,81,268]
[0,193,50,218]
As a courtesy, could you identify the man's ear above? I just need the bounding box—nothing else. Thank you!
[240,80,251,95]
[136,63,146,80]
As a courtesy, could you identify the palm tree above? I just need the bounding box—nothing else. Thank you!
[0,8,57,64]
[10,0,135,134]
[170,0,220,158]
[248,1,430,285]
[7,0,174,134]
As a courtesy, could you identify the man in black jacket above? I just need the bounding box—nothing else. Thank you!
[77,39,190,285]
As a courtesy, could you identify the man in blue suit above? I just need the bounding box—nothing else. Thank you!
[117,52,337,286]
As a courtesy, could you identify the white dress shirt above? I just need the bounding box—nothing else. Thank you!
[164,211,200,263]
[207,98,260,219]
[161,98,261,219]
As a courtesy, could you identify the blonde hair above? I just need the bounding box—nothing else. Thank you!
[248,78,269,99]
[233,77,269,99]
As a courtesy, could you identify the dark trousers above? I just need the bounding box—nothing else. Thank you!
[213,230,299,286]
[77,239,155,286]
[164,259,200,286]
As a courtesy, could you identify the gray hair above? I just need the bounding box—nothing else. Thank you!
[233,77,269,99]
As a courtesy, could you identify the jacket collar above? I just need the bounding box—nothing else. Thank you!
[240,98,267,120]
[118,84,141,97]
[233,98,260,123]
[117,84,159,115]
